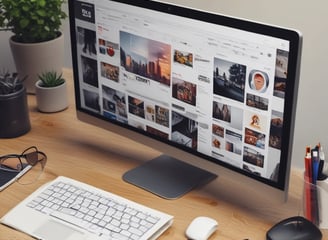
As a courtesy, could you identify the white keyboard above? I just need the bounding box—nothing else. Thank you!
[23,176,173,240]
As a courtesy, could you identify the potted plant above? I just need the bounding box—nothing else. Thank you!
[0,71,31,138]
[35,71,68,112]
[0,0,67,93]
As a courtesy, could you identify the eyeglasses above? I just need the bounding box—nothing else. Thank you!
[0,146,47,185]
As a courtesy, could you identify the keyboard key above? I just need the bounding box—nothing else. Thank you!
[26,177,173,239]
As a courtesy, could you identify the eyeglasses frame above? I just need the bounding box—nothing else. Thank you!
[0,146,47,173]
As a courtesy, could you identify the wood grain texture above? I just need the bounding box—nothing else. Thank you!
[0,69,327,240]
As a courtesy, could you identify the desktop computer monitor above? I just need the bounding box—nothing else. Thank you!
[68,0,302,202]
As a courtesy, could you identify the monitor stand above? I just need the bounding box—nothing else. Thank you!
[123,155,217,199]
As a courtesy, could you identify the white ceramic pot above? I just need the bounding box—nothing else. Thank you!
[35,80,68,113]
[10,33,64,94]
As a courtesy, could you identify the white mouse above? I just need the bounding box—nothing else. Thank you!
[185,216,218,240]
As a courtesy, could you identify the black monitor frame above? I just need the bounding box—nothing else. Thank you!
[68,0,302,201]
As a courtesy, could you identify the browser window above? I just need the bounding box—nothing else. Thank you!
[73,0,291,182]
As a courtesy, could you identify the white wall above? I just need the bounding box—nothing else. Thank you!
[0,31,15,72]
[1,1,327,169]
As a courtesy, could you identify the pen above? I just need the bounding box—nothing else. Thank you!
[304,146,312,183]
[312,149,320,184]
[311,147,320,226]
[304,146,312,221]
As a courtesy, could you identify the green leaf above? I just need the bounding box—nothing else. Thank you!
[39,0,46,7]
[37,19,44,25]
[22,5,30,12]
[1,0,67,43]
[12,9,20,18]
[36,9,46,17]
[19,19,30,28]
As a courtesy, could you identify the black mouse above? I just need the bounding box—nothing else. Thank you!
[266,216,322,240]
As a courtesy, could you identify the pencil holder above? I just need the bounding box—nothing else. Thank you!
[303,174,328,229]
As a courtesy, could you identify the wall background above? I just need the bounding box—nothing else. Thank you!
[1,1,327,169]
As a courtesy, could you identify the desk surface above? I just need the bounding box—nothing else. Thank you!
[1,69,327,240]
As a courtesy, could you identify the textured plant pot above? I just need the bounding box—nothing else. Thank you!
[10,33,64,94]
[0,87,31,138]
[35,80,68,113]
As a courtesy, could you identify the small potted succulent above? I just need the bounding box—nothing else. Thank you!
[0,0,67,93]
[35,71,68,112]
[0,71,31,138]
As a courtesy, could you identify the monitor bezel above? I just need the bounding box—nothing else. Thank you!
[68,0,302,202]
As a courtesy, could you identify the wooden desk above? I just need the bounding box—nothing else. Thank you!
[1,69,327,240]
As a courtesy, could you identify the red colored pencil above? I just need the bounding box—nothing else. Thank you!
[304,146,312,221]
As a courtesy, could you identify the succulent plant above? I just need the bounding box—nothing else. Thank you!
[38,71,65,88]
[0,71,26,95]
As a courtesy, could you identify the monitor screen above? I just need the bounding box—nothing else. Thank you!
[68,0,302,201]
